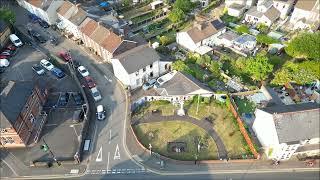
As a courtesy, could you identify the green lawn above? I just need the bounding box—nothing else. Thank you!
[186,99,249,157]
[233,97,256,115]
[133,100,178,118]
[134,121,218,160]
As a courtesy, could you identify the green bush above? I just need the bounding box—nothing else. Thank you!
[203,97,210,104]
[151,100,171,106]
[236,25,249,34]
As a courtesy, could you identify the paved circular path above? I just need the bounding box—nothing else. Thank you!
[132,113,228,159]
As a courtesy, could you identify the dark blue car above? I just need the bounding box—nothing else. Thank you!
[28,13,40,23]
[51,67,65,79]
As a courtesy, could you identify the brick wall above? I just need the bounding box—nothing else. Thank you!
[228,96,260,159]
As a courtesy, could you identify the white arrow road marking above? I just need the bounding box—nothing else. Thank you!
[107,151,110,171]
[104,75,112,82]
[109,130,112,144]
[96,146,102,162]
[114,144,121,160]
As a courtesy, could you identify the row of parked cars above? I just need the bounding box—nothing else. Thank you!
[33,59,65,78]
[0,34,24,73]
[57,92,84,107]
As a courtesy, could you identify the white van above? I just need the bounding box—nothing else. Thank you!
[9,34,23,47]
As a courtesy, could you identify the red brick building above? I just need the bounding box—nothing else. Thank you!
[0,81,48,148]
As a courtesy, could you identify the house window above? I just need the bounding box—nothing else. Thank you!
[135,71,139,76]
[143,68,146,72]
[136,79,140,86]
[150,72,153,77]
[0,128,7,133]
[150,64,153,69]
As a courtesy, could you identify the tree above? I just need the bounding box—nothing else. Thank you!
[159,35,172,46]
[236,25,249,34]
[256,34,279,45]
[168,8,185,23]
[285,32,320,60]
[245,53,274,81]
[0,7,15,24]
[173,0,193,13]
[209,61,220,77]
[256,23,268,34]
[172,60,190,72]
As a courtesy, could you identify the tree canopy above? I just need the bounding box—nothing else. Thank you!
[285,32,320,60]
[256,23,268,34]
[168,8,185,23]
[272,60,320,85]
[0,7,15,24]
[172,60,190,72]
[256,34,279,45]
[236,25,249,34]
[173,0,193,13]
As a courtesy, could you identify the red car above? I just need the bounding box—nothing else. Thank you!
[5,44,17,51]
[59,51,72,62]
[0,55,10,59]
[84,76,96,88]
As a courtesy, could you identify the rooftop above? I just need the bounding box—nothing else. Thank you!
[113,45,160,74]
[246,7,263,18]
[263,6,280,21]
[26,0,53,11]
[295,0,318,11]
[234,34,256,44]
[80,17,98,37]
[186,19,225,43]
[155,72,212,96]
[0,81,35,128]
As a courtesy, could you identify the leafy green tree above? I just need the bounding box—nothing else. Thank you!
[256,23,268,33]
[285,32,320,60]
[236,25,249,34]
[245,53,274,81]
[159,35,173,46]
[256,34,279,45]
[0,7,15,24]
[168,8,185,23]
[172,60,189,72]
[173,0,193,13]
[209,61,220,77]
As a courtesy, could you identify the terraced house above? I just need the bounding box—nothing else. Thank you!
[0,81,48,148]
[79,17,137,62]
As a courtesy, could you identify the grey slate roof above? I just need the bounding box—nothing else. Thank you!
[0,20,8,33]
[157,71,212,96]
[261,103,320,144]
[114,45,160,74]
[246,7,263,18]
[0,81,35,128]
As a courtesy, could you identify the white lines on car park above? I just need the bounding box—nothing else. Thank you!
[104,75,112,82]
[109,130,112,144]
[114,144,121,160]
[96,147,103,162]
[86,168,148,175]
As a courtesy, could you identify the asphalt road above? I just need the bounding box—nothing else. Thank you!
[79,171,320,180]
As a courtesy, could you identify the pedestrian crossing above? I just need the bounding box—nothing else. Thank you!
[86,168,149,175]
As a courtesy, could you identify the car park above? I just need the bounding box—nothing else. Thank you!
[58,92,69,106]
[32,64,45,75]
[51,67,65,79]
[59,51,72,62]
[9,34,23,47]
[28,13,40,23]
[0,59,10,67]
[72,92,83,105]
[40,59,55,71]
[72,110,84,123]
[77,66,89,77]
[5,44,17,51]
[84,76,96,88]
[28,29,46,43]
[38,19,49,28]
[142,79,157,90]
[96,105,106,121]
[90,87,102,102]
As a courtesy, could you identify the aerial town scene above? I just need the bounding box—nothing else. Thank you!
[0,0,319,179]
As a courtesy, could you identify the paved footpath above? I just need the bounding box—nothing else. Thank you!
[132,113,228,159]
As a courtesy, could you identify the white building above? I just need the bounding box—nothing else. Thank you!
[17,0,64,25]
[253,103,320,161]
[215,30,239,48]
[111,45,163,90]
[244,3,281,27]
[273,0,294,20]
[225,0,257,17]
[176,19,226,55]
[289,0,320,30]
[232,34,257,52]
[56,1,87,40]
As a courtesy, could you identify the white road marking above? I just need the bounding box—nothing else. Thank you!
[114,144,121,160]
[96,146,103,162]
[107,151,110,171]
[70,169,79,174]
[104,75,112,82]
[109,130,112,144]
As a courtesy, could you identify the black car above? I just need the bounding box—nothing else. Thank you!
[28,29,46,43]
[58,92,69,106]
[72,92,83,105]
[38,20,49,28]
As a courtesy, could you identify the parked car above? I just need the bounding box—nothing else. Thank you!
[32,64,45,75]
[51,67,65,79]
[28,29,46,43]
[90,87,102,102]
[40,59,54,70]
[28,13,40,23]
[72,60,81,68]
[96,105,106,121]
[84,76,96,88]
[0,59,9,67]
[59,51,72,62]
[58,92,69,106]
[9,34,23,47]
[1,51,11,57]
[38,19,49,28]
[142,79,157,90]
[154,71,176,88]
[77,66,89,77]
[72,92,83,105]
[0,55,10,59]
[5,44,17,51]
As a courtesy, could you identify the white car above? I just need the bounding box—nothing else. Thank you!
[0,59,10,67]
[154,71,177,88]
[96,105,106,121]
[9,34,23,47]
[90,87,102,102]
[40,59,54,71]
[77,66,89,77]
